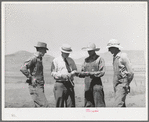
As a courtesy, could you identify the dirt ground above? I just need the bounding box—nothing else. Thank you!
[5,81,146,108]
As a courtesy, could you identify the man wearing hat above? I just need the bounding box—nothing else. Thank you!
[51,44,77,107]
[77,43,106,107]
[107,39,134,107]
[20,42,49,107]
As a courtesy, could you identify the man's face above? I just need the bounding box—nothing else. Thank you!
[39,48,47,56]
[62,52,70,58]
[108,47,116,54]
[88,50,95,56]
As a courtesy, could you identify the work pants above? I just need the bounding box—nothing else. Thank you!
[29,83,49,107]
[84,84,106,107]
[114,84,129,107]
[53,81,75,107]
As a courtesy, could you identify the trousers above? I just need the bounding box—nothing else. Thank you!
[29,83,49,107]
[114,84,129,107]
[84,84,106,107]
[53,81,75,107]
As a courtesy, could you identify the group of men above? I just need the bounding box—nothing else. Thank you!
[20,39,134,108]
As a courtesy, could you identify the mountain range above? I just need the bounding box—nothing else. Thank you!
[5,50,145,72]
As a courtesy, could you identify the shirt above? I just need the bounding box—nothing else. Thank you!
[51,55,77,81]
[81,54,105,77]
[113,51,134,87]
[20,52,44,84]
[81,54,105,86]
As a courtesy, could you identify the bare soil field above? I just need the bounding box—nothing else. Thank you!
[5,77,146,108]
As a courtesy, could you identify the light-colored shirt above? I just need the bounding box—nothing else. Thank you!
[113,51,134,87]
[51,55,77,81]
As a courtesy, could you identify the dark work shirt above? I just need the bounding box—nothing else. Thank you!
[20,52,44,84]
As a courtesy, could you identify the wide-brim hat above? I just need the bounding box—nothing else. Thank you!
[60,44,72,53]
[106,39,123,49]
[34,42,49,50]
[82,43,100,51]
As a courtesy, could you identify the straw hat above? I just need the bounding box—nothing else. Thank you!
[60,44,72,53]
[82,43,100,51]
[106,39,123,49]
[34,42,49,50]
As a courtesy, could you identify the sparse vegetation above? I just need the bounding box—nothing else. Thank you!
[4,50,146,107]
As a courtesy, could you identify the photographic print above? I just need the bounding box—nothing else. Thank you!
[2,1,148,121]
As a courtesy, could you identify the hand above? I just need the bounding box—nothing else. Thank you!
[89,72,101,77]
[84,72,90,76]
[127,73,134,83]
[75,71,81,76]
[89,72,94,76]
[26,76,32,84]
[78,72,86,78]
[61,74,69,80]
[71,71,77,76]
[67,73,72,79]
[126,85,130,93]
[32,78,37,87]
[94,72,101,77]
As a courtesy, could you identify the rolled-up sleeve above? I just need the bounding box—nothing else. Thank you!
[20,57,36,78]
[51,61,62,80]
[121,53,134,82]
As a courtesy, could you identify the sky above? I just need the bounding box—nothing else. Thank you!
[2,2,147,59]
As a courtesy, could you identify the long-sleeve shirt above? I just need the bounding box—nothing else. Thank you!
[81,54,105,77]
[81,54,105,86]
[20,52,44,84]
[51,55,77,81]
[113,51,134,87]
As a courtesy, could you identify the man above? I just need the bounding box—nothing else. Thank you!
[107,39,134,107]
[51,44,77,107]
[20,42,49,107]
[77,43,106,107]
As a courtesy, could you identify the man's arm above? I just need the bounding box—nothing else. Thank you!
[51,61,70,80]
[51,61,62,80]
[90,57,106,77]
[20,57,36,78]
[121,53,134,83]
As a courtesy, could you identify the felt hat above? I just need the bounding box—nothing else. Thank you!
[34,42,49,50]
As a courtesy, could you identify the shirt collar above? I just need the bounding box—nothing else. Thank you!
[114,51,121,59]
[34,52,42,59]
[86,54,99,62]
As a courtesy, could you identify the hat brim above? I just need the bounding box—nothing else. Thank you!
[106,45,123,49]
[82,47,100,51]
[60,47,72,54]
[34,46,49,50]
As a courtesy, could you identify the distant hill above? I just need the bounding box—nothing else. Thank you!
[74,50,145,66]
[5,50,54,72]
[5,50,146,84]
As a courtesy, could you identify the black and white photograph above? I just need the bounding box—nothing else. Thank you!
[2,1,148,121]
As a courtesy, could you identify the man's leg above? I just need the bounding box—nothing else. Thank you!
[65,87,75,107]
[53,82,66,107]
[28,84,49,107]
[114,84,127,107]
[84,90,94,107]
[93,85,106,107]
